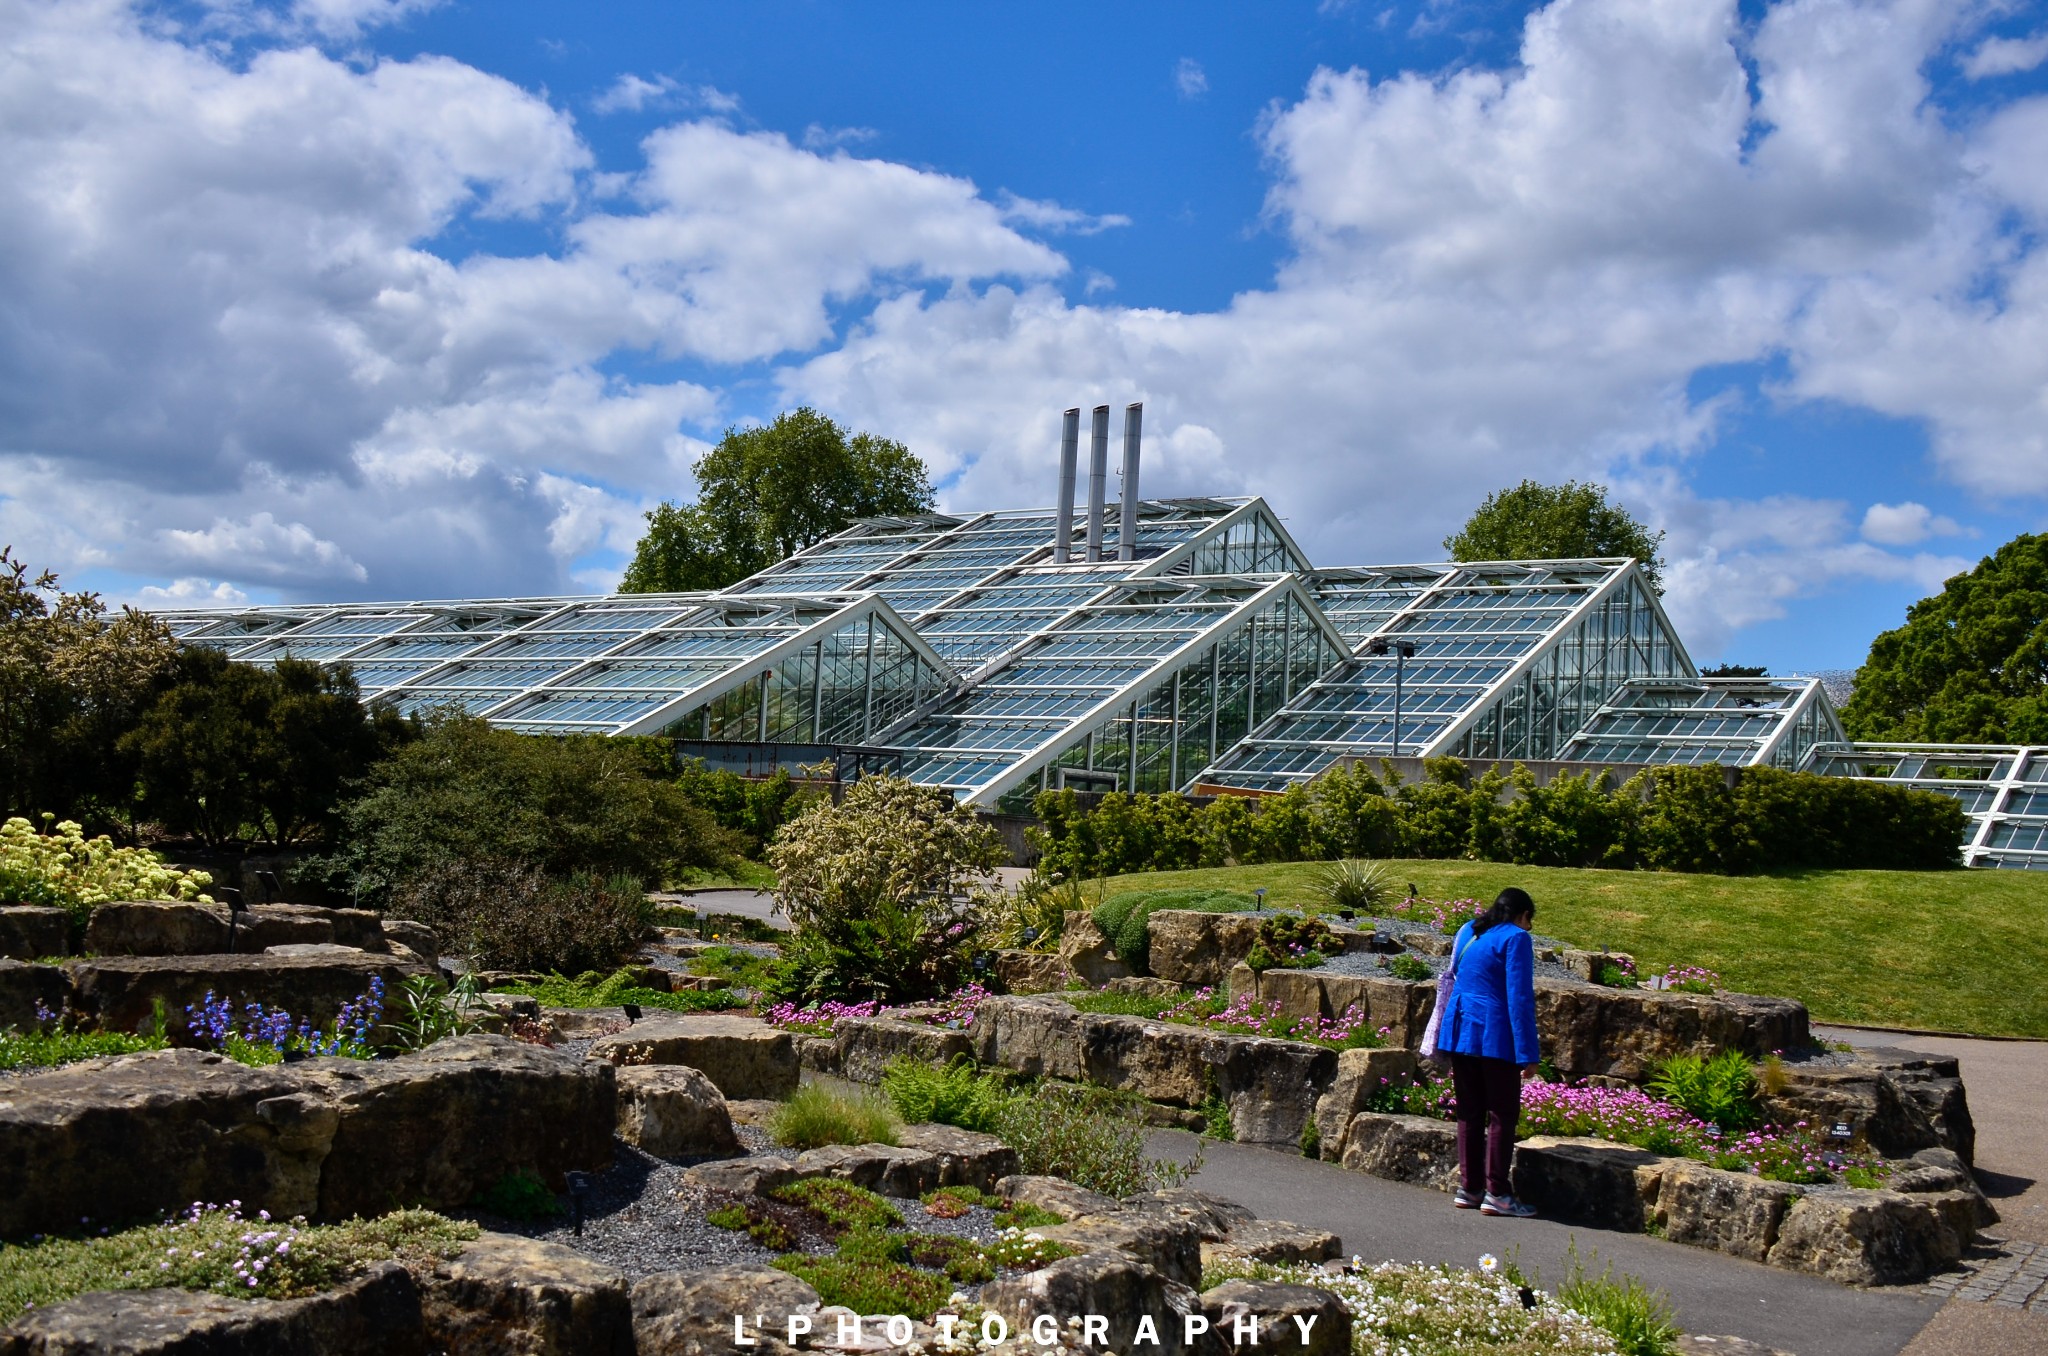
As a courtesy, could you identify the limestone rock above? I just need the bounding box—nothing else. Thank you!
[681,1157,801,1197]
[1252,971,1433,1048]
[0,907,68,963]
[63,951,427,1037]
[993,950,1069,995]
[994,1175,1120,1221]
[542,1008,631,1040]
[630,1265,821,1356]
[1511,1136,1665,1232]
[894,1123,1019,1191]
[84,901,230,957]
[1764,1050,1974,1163]
[971,997,1086,1082]
[1037,1210,1204,1287]
[792,1143,941,1198]
[1058,911,1132,986]
[417,1232,634,1356]
[979,1250,1221,1356]
[1103,977,1183,998]
[1651,1159,1800,1263]
[1767,1186,1969,1286]
[1338,1113,1459,1192]
[1311,1047,1420,1162]
[381,920,441,969]
[1146,912,1262,988]
[589,1014,797,1100]
[315,1036,616,1217]
[1200,1220,1343,1269]
[831,1015,974,1085]
[793,1035,840,1075]
[1888,1148,1995,1226]
[1200,1280,1350,1356]
[615,1065,740,1160]
[0,1261,426,1354]
[0,1048,338,1236]
[1533,981,1809,1083]
[0,959,68,1032]
[1557,948,1631,982]
[1120,1189,1254,1242]
[1400,933,1454,959]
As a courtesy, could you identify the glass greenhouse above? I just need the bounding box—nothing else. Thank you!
[156,495,2036,868]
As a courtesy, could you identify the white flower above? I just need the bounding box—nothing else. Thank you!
[1479,1253,1498,1273]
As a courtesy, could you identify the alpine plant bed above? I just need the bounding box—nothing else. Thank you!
[1068,987,1391,1052]
[1367,1070,1890,1186]
[1207,1257,1633,1356]
[0,1202,476,1324]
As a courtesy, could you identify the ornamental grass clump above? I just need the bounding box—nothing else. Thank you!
[0,1204,475,1323]
[768,1086,902,1150]
[1206,1258,1624,1356]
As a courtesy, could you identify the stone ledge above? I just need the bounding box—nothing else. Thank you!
[589,1013,797,1101]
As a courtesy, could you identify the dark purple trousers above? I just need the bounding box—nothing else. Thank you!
[1450,1053,1522,1198]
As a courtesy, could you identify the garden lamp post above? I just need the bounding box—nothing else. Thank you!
[1253,887,1266,915]
[1367,640,1417,755]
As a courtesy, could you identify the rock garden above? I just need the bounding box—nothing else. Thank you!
[0,768,2007,1356]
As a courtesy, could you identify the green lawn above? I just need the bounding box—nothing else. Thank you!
[1093,861,2048,1039]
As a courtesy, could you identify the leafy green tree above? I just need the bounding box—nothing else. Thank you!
[0,547,178,833]
[124,650,410,848]
[1841,532,2047,744]
[622,408,935,592]
[1445,480,1665,589]
[321,714,740,902]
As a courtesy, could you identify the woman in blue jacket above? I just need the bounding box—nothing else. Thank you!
[1438,887,1541,1217]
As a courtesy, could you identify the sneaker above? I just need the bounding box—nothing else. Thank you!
[1453,1189,1482,1210]
[1480,1194,1537,1218]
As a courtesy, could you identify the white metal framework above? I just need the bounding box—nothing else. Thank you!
[156,493,2025,865]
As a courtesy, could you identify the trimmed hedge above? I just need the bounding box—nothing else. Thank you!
[1033,759,1965,878]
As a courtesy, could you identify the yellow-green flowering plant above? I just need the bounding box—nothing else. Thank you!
[0,814,212,923]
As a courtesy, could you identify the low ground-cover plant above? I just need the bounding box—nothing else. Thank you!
[689,945,782,992]
[1384,893,1485,935]
[765,998,881,1035]
[0,1204,475,1323]
[1156,989,1389,1051]
[1657,965,1721,994]
[769,1179,903,1233]
[919,1185,1000,1219]
[1205,1257,1627,1356]
[769,1085,902,1150]
[488,968,743,1014]
[769,1254,950,1319]
[474,1169,559,1221]
[1062,989,1185,1019]
[0,1002,166,1071]
[185,979,386,1064]
[1593,957,1639,989]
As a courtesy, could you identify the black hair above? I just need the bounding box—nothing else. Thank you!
[1471,887,1535,937]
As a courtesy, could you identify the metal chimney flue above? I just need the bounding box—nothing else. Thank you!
[1117,402,1142,562]
[1052,408,1080,563]
[1085,405,1110,562]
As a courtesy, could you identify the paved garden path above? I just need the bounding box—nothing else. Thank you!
[1152,1128,1939,1356]
[1815,1025,2048,1355]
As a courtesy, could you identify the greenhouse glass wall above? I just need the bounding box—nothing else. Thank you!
[156,494,2034,868]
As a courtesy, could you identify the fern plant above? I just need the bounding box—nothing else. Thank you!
[1647,1051,1761,1130]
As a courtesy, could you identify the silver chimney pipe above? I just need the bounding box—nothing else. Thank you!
[1052,407,1080,563]
[1117,402,1143,562]
[1085,404,1110,562]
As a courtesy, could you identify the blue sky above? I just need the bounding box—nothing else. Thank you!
[4,0,2047,672]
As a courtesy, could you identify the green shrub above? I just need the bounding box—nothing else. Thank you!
[1307,857,1393,913]
[320,714,739,904]
[767,776,1004,1004]
[473,1170,559,1221]
[768,1085,902,1150]
[1647,1051,1762,1131]
[672,761,815,856]
[1299,1117,1320,1158]
[391,862,658,976]
[1201,1092,1234,1141]
[0,816,212,926]
[769,1255,950,1319]
[1383,953,1433,982]
[1557,1246,1681,1356]
[993,871,1077,951]
[1090,887,1251,975]
[0,1205,474,1323]
[769,1179,903,1233]
[1593,960,1639,989]
[880,1057,1014,1134]
[1248,913,1332,971]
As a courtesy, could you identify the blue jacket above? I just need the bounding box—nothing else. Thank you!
[1437,920,1540,1066]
